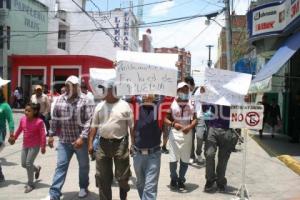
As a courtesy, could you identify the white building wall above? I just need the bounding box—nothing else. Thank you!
[44,0,139,60]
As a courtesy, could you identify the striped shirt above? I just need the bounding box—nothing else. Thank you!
[50,93,93,143]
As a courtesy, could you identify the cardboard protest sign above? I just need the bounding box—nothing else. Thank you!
[115,61,178,97]
[230,105,264,130]
[196,68,252,106]
[116,50,178,69]
[89,68,116,97]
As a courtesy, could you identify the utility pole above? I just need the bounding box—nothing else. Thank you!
[206,45,213,68]
[224,0,233,71]
[2,26,7,80]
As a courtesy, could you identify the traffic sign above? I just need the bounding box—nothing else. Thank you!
[230,105,264,130]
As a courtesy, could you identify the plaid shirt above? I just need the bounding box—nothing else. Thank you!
[50,94,94,143]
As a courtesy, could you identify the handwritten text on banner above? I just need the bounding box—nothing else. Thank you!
[116,61,178,97]
[196,68,252,106]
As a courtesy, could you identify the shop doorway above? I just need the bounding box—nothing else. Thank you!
[21,74,44,104]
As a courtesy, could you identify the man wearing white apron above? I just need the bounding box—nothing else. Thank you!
[164,82,197,190]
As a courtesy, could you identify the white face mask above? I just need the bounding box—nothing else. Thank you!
[178,92,189,101]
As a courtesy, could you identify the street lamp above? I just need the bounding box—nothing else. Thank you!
[206,45,213,68]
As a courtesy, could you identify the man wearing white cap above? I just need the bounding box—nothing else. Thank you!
[43,75,93,200]
[89,78,133,200]
[164,82,197,191]
[0,77,14,182]
[31,85,50,134]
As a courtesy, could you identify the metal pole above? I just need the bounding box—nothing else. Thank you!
[224,0,233,71]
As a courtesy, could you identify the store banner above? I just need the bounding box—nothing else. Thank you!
[248,0,300,38]
[115,61,178,97]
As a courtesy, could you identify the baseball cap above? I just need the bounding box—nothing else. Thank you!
[177,82,189,90]
[65,75,80,85]
[35,85,43,90]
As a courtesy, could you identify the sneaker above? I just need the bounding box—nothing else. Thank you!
[40,195,54,200]
[204,181,215,192]
[161,146,169,154]
[178,180,185,190]
[35,166,41,180]
[24,185,34,193]
[170,179,177,190]
[189,158,195,164]
[78,188,88,198]
[119,188,128,200]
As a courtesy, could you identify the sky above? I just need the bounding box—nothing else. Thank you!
[87,0,250,70]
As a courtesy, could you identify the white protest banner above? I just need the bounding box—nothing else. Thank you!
[89,68,116,96]
[116,50,178,68]
[230,105,264,130]
[196,68,252,106]
[116,61,178,97]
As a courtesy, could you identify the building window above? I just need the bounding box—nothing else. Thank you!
[58,30,66,39]
[0,0,11,9]
[58,42,66,50]
[7,26,10,50]
[6,0,10,9]
[0,26,3,49]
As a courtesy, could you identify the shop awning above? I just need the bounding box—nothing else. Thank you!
[252,31,300,83]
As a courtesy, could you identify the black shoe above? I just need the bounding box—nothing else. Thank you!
[119,188,128,200]
[271,134,275,138]
[204,181,215,192]
[170,179,177,190]
[178,180,185,190]
[0,174,4,182]
[35,166,41,180]
[217,185,226,193]
[161,146,169,154]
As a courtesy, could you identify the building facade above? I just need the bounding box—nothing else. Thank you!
[154,47,191,81]
[0,0,48,77]
[7,0,139,99]
[44,0,139,60]
[247,0,300,137]
[215,14,249,70]
[11,55,113,103]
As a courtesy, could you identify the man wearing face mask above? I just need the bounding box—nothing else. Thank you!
[164,82,197,191]
[43,76,94,200]
[88,79,134,200]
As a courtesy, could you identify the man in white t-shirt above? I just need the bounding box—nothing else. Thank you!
[88,79,134,200]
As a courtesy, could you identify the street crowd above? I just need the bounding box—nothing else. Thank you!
[0,73,282,200]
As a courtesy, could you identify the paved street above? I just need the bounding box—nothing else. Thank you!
[1,113,300,200]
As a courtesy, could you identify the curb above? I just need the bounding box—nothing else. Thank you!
[277,155,300,176]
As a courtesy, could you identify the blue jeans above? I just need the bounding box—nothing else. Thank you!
[170,160,188,183]
[133,151,161,200]
[49,141,90,200]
